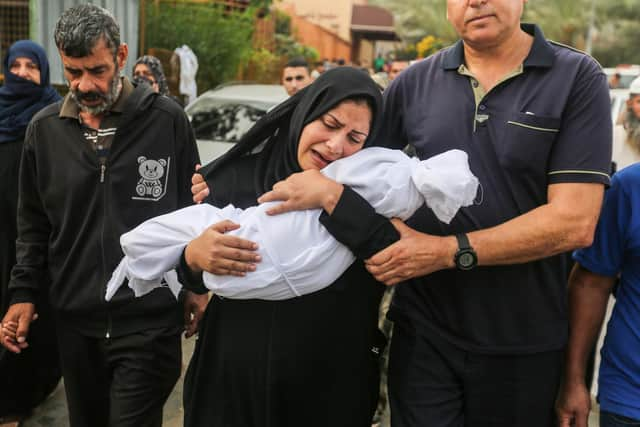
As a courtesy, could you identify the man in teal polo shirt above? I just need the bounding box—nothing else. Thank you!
[365,1,612,426]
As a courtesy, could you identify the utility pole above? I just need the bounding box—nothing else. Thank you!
[585,0,597,55]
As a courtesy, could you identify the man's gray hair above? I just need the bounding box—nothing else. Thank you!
[54,4,120,58]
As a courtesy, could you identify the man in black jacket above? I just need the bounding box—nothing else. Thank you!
[0,5,206,426]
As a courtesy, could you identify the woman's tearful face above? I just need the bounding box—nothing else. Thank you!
[297,99,372,171]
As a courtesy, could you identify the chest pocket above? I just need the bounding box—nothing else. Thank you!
[499,112,561,176]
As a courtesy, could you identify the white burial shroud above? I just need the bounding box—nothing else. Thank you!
[105,147,479,301]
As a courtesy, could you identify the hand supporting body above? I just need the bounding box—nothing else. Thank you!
[366,182,604,285]
[106,147,478,300]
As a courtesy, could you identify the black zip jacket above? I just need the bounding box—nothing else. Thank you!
[8,84,200,337]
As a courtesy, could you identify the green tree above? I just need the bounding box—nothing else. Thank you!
[144,2,257,90]
[370,0,457,45]
[416,35,444,59]
[592,0,640,65]
[371,0,640,66]
[272,9,319,64]
[524,0,640,65]
[523,1,591,47]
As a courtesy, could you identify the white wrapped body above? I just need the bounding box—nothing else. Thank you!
[105,147,478,301]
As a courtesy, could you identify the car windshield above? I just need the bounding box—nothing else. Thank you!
[187,98,273,142]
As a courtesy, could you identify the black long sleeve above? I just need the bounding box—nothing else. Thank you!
[175,107,201,209]
[320,186,400,260]
[176,249,208,295]
[9,122,50,305]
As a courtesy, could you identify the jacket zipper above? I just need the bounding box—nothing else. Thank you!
[101,121,126,340]
[105,314,112,341]
[100,157,110,339]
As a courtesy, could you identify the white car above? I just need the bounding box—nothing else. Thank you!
[604,66,640,89]
[186,84,288,164]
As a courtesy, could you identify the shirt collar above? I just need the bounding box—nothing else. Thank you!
[59,77,134,119]
[443,23,555,71]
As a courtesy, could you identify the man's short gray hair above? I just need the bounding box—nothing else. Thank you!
[54,4,120,58]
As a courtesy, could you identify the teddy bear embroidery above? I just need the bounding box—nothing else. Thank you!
[132,156,171,201]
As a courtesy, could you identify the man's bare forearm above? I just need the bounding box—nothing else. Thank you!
[563,264,615,384]
[366,183,604,285]
[468,183,603,266]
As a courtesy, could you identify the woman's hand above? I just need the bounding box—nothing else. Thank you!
[191,164,210,204]
[257,170,344,215]
[184,220,261,276]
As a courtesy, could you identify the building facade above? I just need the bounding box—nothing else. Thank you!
[276,0,398,65]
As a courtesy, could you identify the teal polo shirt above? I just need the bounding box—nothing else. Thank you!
[380,24,612,353]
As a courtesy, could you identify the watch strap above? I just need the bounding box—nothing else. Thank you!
[455,233,471,251]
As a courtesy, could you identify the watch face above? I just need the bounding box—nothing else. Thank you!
[458,252,476,269]
[459,252,475,267]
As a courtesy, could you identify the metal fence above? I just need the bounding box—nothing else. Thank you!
[0,0,139,85]
[30,0,140,85]
[0,0,30,76]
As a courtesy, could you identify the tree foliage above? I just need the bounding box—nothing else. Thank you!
[144,2,256,91]
[369,0,457,46]
[274,34,319,63]
[416,35,445,59]
[591,1,640,65]
[272,9,319,64]
[371,0,640,65]
[523,0,640,65]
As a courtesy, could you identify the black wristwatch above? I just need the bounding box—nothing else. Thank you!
[454,233,477,271]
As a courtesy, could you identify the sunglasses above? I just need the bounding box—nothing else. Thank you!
[284,75,306,82]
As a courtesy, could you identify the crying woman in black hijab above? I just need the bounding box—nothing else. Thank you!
[192,65,383,200]
[181,67,397,427]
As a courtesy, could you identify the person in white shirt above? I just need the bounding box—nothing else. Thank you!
[612,76,640,170]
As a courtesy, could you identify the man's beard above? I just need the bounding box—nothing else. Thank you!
[623,109,640,154]
[70,66,122,115]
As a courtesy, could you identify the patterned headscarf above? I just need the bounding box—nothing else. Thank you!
[133,55,169,96]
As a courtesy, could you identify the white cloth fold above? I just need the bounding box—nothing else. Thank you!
[174,45,198,105]
[105,147,478,301]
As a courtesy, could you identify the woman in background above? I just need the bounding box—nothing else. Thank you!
[133,55,170,96]
[0,40,62,423]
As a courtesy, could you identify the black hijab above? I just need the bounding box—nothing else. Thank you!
[199,67,383,196]
[0,40,61,143]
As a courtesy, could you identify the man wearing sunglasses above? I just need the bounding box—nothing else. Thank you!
[282,57,312,96]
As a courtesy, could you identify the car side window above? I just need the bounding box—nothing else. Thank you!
[191,104,266,142]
